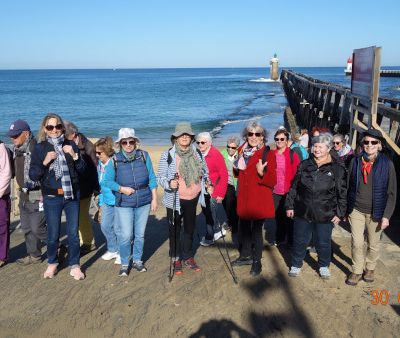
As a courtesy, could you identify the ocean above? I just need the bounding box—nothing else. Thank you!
[1,67,399,145]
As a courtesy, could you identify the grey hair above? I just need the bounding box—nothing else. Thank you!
[226,135,240,146]
[197,132,212,143]
[241,120,267,142]
[312,133,333,150]
[333,133,345,144]
[64,120,79,138]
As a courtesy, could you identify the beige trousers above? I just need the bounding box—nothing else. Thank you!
[349,208,382,274]
[79,197,94,246]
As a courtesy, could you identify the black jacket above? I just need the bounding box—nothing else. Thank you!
[29,139,86,197]
[285,155,347,223]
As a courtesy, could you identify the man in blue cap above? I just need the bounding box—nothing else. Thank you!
[8,119,47,265]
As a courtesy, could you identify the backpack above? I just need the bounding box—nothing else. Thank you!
[0,140,15,178]
[290,143,309,161]
[113,149,147,174]
[167,147,203,166]
[262,145,296,164]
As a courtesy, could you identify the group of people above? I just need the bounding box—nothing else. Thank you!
[0,115,397,286]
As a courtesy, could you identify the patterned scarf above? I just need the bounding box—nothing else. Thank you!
[235,142,262,170]
[361,153,374,184]
[47,135,74,199]
[175,144,204,187]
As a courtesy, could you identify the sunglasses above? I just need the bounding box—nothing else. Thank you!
[274,137,286,142]
[196,141,207,145]
[96,151,103,155]
[121,140,136,146]
[248,132,262,137]
[363,140,379,145]
[334,141,342,145]
[45,124,63,131]
[227,146,237,150]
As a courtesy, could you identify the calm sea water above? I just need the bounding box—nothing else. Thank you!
[1,67,399,145]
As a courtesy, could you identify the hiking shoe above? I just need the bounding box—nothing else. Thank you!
[0,260,7,268]
[118,266,129,277]
[132,261,147,272]
[232,256,253,266]
[250,260,262,276]
[214,228,227,241]
[319,267,331,280]
[200,237,215,247]
[114,254,121,265]
[101,251,119,261]
[363,269,374,283]
[173,260,183,275]
[80,243,96,256]
[16,255,42,265]
[288,266,301,277]
[183,258,201,272]
[346,273,362,286]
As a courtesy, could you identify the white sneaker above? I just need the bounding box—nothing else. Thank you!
[114,254,121,265]
[200,237,215,247]
[101,251,118,261]
[214,228,227,241]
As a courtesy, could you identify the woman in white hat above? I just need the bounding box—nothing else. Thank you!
[113,128,158,277]
[157,122,211,276]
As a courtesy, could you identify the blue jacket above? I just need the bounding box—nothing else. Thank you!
[97,159,119,206]
[113,149,157,208]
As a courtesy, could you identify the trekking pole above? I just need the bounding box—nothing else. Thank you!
[168,173,179,283]
[213,201,238,284]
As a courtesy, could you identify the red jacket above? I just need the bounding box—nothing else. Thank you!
[274,147,300,194]
[204,146,228,199]
[236,145,277,220]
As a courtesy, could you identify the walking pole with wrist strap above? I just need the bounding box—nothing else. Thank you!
[168,173,179,283]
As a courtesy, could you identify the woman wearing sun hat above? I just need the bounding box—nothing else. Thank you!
[113,128,158,277]
[157,122,210,275]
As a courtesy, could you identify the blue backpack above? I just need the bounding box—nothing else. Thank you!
[290,143,309,161]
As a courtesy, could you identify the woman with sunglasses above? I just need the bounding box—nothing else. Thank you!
[232,121,277,276]
[197,132,228,247]
[157,122,210,275]
[346,129,396,286]
[29,113,86,280]
[332,133,353,168]
[220,136,240,236]
[266,128,300,247]
[113,128,157,277]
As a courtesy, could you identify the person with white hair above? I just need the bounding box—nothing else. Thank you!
[196,132,228,247]
[286,133,347,280]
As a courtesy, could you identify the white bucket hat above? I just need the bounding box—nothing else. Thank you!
[115,128,140,143]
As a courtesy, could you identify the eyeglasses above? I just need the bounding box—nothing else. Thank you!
[334,142,342,145]
[248,132,262,137]
[227,146,237,150]
[274,137,286,142]
[196,141,207,145]
[121,140,136,146]
[363,140,379,145]
[45,124,63,131]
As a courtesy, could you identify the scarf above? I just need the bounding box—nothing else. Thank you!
[47,135,74,199]
[235,142,262,170]
[175,144,204,187]
[98,158,111,183]
[338,144,353,157]
[361,152,374,184]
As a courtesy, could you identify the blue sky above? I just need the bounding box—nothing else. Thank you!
[0,0,399,69]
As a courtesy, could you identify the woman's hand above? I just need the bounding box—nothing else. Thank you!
[169,178,179,190]
[120,186,135,196]
[62,145,76,158]
[286,210,294,218]
[380,217,390,230]
[206,182,214,195]
[216,197,223,203]
[256,159,268,176]
[151,198,158,212]
[331,215,341,226]
[43,151,57,166]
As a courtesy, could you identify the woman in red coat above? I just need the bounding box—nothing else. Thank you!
[232,121,276,276]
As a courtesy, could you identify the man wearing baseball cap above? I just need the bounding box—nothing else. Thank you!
[8,119,47,265]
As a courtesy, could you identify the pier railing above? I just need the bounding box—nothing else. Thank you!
[280,69,400,155]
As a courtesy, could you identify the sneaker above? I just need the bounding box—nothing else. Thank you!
[346,273,362,286]
[288,266,301,277]
[16,255,42,265]
[232,256,253,266]
[214,228,227,241]
[43,264,58,279]
[101,251,118,261]
[200,237,215,247]
[183,258,201,272]
[70,266,85,280]
[250,260,262,276]
[132,261,147,272]
[114,254,121,265]
[319,267,331,280]
[173,260,183,275]
[363,269,374,283]
[0,260,7,268]
[118,266,129,277]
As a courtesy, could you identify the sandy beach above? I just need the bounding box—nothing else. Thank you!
[1,145,399,338]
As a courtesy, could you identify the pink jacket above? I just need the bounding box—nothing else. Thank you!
[204,146,228,199]
[0,143,12,197]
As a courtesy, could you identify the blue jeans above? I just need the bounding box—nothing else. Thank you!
[100,204,118,253]
[114,204,151,266]
[291,217,333,268]
[43,194,80,266]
